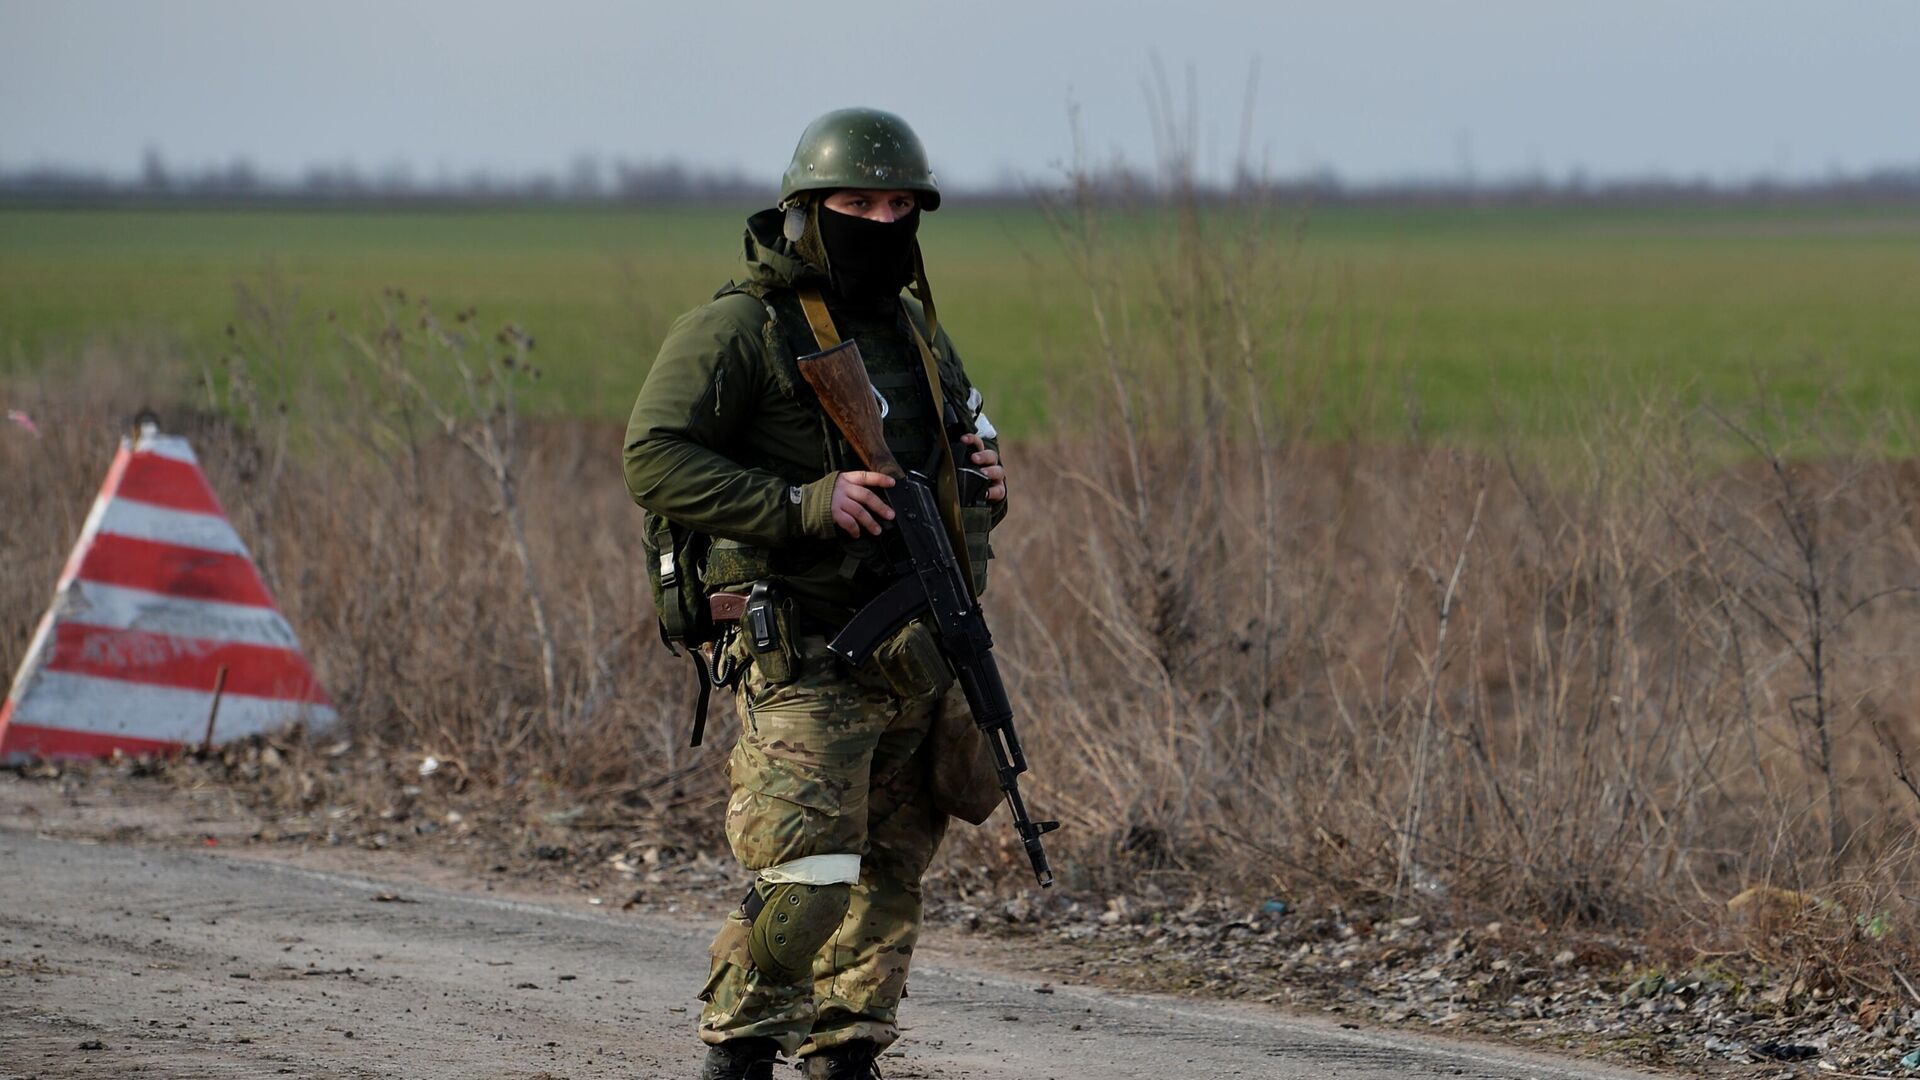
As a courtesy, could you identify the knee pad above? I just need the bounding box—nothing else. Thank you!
[745,879,851,983]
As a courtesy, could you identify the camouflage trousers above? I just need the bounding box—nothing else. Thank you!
[698,634,949,1057]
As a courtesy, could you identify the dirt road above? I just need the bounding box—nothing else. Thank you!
[0,827,1660,1080]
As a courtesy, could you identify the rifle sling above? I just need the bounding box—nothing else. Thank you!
[796,286,842,349]
[796,283,975,598]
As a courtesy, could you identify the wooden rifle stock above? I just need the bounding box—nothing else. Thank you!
[800,340,1061,887]
[796,341,906,481]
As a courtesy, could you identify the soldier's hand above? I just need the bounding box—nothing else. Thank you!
[961,434,1007,502]
[832,471,897,537]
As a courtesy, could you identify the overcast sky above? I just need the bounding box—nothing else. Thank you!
[2,0,1914,188]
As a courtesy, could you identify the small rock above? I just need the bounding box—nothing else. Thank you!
[1622,973,1664,1003]
[1702,1035,1745,1056]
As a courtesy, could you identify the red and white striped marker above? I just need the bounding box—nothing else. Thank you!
[0,421,335,760]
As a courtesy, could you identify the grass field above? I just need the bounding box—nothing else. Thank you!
[4,202,1919,441]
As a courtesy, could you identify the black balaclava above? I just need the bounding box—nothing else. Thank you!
[815,203,920,304]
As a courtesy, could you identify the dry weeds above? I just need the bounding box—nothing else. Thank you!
[4,191,1918,1049]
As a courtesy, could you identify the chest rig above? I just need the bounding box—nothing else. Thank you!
[708,276,977,594]
[656,274,981,747]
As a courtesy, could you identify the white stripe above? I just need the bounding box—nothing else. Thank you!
[759,853,862,885]
[52,580,300,650]
[96,499,251,557]
[133,432,201,464]
[8,670,337,744]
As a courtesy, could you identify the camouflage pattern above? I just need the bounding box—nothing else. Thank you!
[698,634,949,1057]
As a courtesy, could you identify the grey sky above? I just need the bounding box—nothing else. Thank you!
[2,0,1914,188]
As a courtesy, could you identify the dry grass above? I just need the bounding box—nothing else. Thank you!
[960,172,1920,998]
[5,191,1919,1005]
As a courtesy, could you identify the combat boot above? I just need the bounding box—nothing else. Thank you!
[697,1036,781,1080]
[799,1040,884,1079]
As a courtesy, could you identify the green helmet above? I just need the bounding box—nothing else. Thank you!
[780,107,941,211]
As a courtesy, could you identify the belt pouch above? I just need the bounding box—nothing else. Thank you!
[744,581,798,686]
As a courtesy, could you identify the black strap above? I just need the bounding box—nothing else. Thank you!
[689,648,714,747]
[687,630,746,747]
[741,880,768,920]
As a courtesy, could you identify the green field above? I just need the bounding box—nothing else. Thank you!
[4,203,1919,442]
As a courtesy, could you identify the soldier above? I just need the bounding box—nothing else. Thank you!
[623,108,1009,1080]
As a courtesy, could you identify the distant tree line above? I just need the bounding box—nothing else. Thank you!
[4,148,1920,208]
[1078,160,1920,208]
[0,150,770,207]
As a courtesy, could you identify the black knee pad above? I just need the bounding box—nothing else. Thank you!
[743,879,851,983]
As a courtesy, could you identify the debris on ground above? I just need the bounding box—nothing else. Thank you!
[928,889,1920,1076]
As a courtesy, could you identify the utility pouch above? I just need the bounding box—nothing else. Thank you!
[642,511,712,650]
[743,581,798,686]
[960,504,994,596]
[929,690,1004,825]
[870,618,954,702]
[956,466,995,596]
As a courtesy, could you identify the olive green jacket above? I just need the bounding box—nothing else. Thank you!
[623,209,1002,623]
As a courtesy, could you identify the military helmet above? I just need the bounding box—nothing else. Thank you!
[780,107,941,211]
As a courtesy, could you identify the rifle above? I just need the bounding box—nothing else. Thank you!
[796,339,1060,888]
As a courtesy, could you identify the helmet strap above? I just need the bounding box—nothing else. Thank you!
[907,242,938,344]
[781,202,808,244]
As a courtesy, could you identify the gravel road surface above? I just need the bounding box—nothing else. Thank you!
[0,827,1661,1079]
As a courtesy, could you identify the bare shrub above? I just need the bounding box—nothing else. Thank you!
[930,162,1920,994]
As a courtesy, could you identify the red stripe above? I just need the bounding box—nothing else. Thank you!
[117,452,224,515]
[58,445,133,585]
[77,533,274,608]
[44,623,329,704]
[0,721,183,761]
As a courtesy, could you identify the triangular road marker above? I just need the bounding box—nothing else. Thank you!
[1,421,336,760]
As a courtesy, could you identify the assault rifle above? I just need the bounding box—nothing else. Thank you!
[797,340,1060,888]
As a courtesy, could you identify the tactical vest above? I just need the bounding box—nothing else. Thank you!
[642,280,990,655]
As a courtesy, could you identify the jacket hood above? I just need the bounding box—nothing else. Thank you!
[741,208,826,291]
